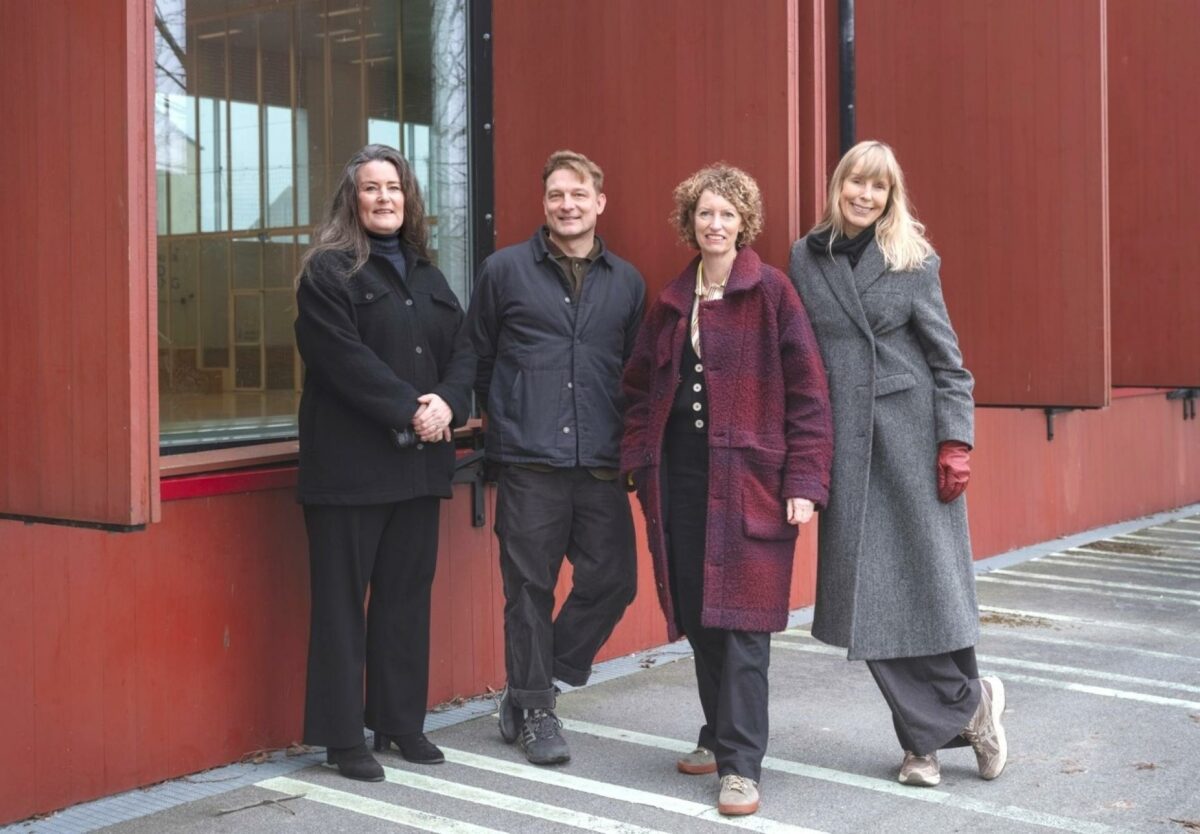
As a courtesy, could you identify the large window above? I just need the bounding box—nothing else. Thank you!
[154,0,469,450]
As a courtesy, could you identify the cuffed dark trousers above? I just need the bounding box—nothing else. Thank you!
[866,647,982,756]
[666,430,771,783]
[495,465,637,710]
[302,498,441,748]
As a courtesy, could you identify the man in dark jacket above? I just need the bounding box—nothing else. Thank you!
[468,150,645,765]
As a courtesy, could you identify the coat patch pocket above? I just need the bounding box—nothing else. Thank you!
[740,447,795,541]
[860,290,910,334]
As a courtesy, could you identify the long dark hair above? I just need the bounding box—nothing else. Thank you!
[298,144,430,282]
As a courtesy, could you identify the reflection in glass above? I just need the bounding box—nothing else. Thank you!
[155,0,469,450]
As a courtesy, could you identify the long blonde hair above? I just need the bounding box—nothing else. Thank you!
[813,140,933,272]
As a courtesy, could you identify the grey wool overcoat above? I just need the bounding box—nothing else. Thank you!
[787,235,979,661]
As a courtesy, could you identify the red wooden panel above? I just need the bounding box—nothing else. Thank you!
[1108,0,1200,387]
[492,0,803,299]
[0,0,156,526]
[856,0,1109,407]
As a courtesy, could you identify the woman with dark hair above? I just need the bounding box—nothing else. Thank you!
[788,140,1007,788]
[621,164,832,816]
[295,144,474,781]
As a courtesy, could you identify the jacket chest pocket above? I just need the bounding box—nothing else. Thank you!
[859,290,910,335]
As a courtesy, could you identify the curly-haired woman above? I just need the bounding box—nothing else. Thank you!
[621,164,833,816]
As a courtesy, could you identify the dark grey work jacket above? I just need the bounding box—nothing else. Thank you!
[294,247,474,505]
[468,229,645,468]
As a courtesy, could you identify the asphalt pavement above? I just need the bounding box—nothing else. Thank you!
[7,507,1200,834]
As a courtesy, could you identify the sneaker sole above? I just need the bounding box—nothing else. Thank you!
[898,771,941,787]
[980,675,1008,780]
[522,750,571,765]
[718,800,760,816]
[677,760,718,775]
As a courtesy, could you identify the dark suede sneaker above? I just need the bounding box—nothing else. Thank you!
[497,685,522,744]
[962,676,1008,779]
[518,708,571,765]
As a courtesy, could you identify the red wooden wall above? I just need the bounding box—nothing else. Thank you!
[0,0,158,526]
[492,0,815,297]
[855,0,1110,408]
[1107,0,1200,387]
[5,392,1199,824]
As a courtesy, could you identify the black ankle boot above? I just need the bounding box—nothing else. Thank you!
[325,742,384,781]
[374,731,445,764]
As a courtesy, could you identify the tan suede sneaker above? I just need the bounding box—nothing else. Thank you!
[717,775,759,816]
[962,676,1008,779]
[898,750,941,787]
[677,746,718,775]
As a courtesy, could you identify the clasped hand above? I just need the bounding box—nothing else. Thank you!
[411,393,452,443]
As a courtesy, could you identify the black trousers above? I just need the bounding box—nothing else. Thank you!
[866,647,982,756]
[666,430,771,782]
[302,498,440,748]
[495,465,637,709]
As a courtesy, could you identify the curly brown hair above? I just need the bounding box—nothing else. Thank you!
[670,164,764,249]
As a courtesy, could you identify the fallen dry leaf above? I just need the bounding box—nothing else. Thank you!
[1169,819,1200,831]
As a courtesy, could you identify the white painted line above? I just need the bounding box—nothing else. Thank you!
[257,776,504,833]
[780,621,1200,665]
[978,605,1195,639]
[1069,546,1200,566]
[977,575,1200,607]
[439,747,825,834]
[978,628,1200,664]
[1132,526,1200,537]
[1116,532,1200,548]
[561,719,1115,834]
[981,672,1200,711]
[977,655,1200,696]
[1051,551,1200,573]
[991,567,1200,598]
[772,636,1200,698]
[1173,518,1200,526]
[1037,555,1200,580]
[380,766,674,834]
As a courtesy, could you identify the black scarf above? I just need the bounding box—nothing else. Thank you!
[807,223,876,268]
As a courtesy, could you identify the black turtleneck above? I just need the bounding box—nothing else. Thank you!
[367,231,408,282]
[806,222,877,267]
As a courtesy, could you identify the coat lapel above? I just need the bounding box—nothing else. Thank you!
[852,239,888,294]
[813,248,872,340]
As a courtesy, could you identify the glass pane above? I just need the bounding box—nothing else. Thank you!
[168,239,199,348]
[263,236,295,288]
[199,238,230,369]
[229,21,261,230]
[231,237,261,290]
[235,345,262,389]
[156,0,469,450]
[234,294,261,343]
[264,291,296,390]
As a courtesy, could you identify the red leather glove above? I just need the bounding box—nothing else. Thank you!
[937,441,971,503]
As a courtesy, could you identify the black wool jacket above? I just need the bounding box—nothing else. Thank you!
[295,246,474,504]
[467,229,645,468]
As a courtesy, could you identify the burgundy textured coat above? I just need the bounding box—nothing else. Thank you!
[621,246,833,639]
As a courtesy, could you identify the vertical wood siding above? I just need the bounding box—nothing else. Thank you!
[0,0,157,525]
[855,0,1110,407]
[1108,0,1200,387]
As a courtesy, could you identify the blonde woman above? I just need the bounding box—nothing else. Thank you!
[787,140,1007,788]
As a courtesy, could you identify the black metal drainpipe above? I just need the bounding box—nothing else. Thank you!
[839,0,856,154]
